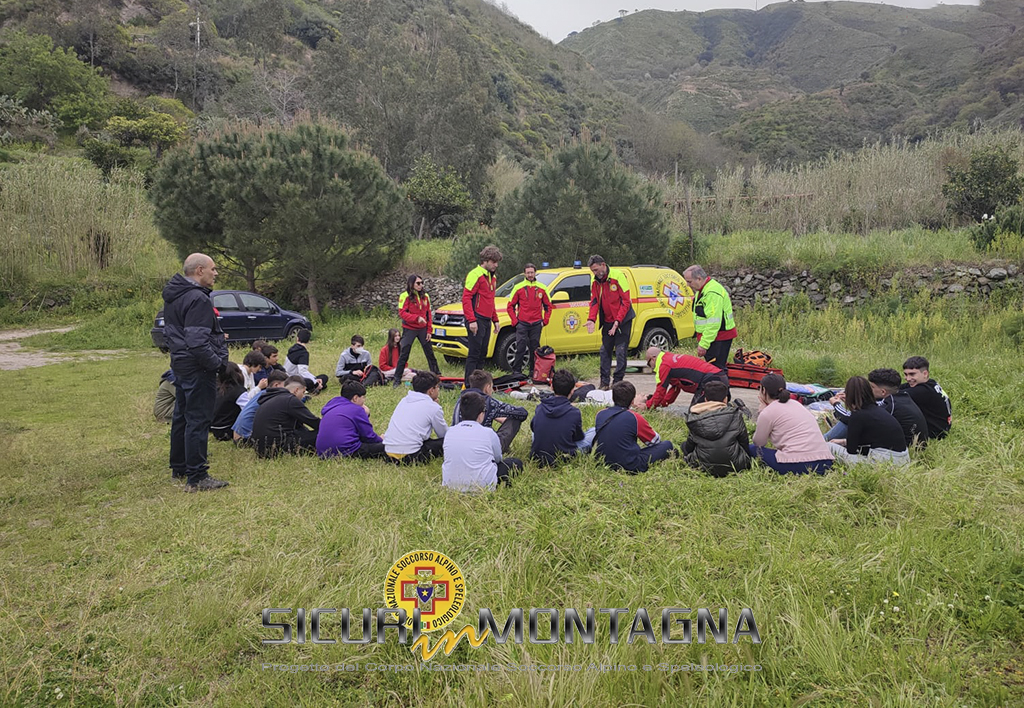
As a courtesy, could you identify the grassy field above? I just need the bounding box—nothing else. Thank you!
[1,296,1023,706]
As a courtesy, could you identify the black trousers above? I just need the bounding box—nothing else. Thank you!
[394,327,440,383]
[496,458,523,486]
[305,375,329,394]
[599,319,633,386]
[689,371,731,406]
[465,318,492,381]
[392,438,444,464]
[704,339,732,370]
[169,369,217,485]
[512,321,543,375]
[495,417,522,454]
[352,441,387,459]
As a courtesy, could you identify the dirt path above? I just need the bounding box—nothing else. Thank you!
[0,327,125,371]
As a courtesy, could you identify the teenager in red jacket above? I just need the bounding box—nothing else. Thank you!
[644,347,730,409]
[585,254,635,388]
[392,275,441,386]
[462,244,502,381]
[507,262,551,376]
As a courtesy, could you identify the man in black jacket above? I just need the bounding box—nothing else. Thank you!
[252,376,321,458]
[869,368,929,448]
[683,380,751,477]
[901,356,952,440]
[163,253,230,492]
[452,369,528,453]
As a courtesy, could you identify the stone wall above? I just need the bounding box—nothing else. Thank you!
[335,263,1023,312]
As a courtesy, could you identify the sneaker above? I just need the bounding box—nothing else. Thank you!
[184,477,230,493]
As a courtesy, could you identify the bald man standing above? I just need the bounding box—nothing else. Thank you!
[163,253,230,492]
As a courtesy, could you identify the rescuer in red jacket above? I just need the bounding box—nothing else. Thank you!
[644,347,730,409]
[392,274,441,386]
[506,262,552,376]
[585,254,636,389]
[462,244,503,381]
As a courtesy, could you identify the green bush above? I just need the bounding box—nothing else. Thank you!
[83,139,155,177]
[969,203,1024,256]
[943,146,1024,223]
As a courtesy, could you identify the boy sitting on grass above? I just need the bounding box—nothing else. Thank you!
[901,355,952,440]
[452,369,528,453]
[316,380,386,459]
[443,392,523,491]
[682,379,751,477]
[529,369,595,465]
[252,376,321,458]
[593,381,674,474]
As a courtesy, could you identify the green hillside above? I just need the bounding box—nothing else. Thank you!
[562,0,1024,162]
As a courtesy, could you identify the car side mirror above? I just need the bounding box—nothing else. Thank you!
[551,291,570,303]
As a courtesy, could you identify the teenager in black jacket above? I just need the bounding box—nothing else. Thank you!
[828,377,910,466]
[251,377,321,458]
[211,363,247,441]
[683,380,751,477]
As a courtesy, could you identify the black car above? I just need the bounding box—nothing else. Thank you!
[151,290,313,351]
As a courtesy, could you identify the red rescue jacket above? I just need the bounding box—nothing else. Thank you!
[462,265,499,323]
[507,280,552,326]
[646,352,726,409]
[588,268,635,326]
[399,291,432,334]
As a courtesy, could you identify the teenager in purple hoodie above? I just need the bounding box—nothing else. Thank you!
[316,380,386,459]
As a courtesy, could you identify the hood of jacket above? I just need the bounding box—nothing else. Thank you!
[538,395,576,419]
[163,273,209,305]
[321,395,357,416]
[257,386,293,406]
[686,404,743,439]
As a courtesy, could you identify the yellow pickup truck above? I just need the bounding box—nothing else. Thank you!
[430,264,696,371]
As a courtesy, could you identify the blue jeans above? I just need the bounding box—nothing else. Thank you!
[577,427,596,453]
[748,445,833,475]
[169,369,217,484]
[824,421,848,441]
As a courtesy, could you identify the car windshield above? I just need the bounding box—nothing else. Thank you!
[495,272,558,297]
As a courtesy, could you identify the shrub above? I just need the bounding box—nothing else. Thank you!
[943,146,1024,223]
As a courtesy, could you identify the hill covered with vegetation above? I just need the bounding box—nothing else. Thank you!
[563,0,1024,163]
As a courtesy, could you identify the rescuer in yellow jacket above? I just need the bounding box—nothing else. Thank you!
[683,265,736,369]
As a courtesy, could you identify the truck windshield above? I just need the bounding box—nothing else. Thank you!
[495,272,558,297]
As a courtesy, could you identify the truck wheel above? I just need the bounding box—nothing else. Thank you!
[639,325,674,352]
[492,330,517,372]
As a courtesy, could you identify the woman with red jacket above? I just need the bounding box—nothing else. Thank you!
[392,274,441,386]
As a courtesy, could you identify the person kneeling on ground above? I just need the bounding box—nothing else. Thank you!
[316,380,386,459]
[453,369,528,453]
[529,369,595,465]
[827,376,910,466]
[251,376,321,458]
[336,335,382,387]
[643,346,730,410]
[749,373,834,475]
[593,381,674,474]
[382,371,447,463]
[211,362,247,441]
[285,328,329,394]
[443,392,523,491]
[233,370,289,444]
[154,369,177,423]
[683,379,751,477]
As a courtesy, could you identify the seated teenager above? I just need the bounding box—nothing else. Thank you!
[749,373,834,475]
[683,379,751,477]
[335,335,382,387]
[593,381,674,474]
[285,328,328,394]
[211,362,247,441]
[643,347,730,410]
[828,376,910,466]
[382,372,448,463]
[241,350,268,396]
[379,328,414,383]
[251,376,321,458]
[443,392,523,491]
[317,380,386,459]
[154,369,177,423]
[529,369,595,465]
[254,344,285,387]
[901,355,952,440]
[452,369,528,453]
[233,371,288,444]
[868,368,928,448]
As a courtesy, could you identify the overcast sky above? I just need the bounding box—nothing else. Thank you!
[494,0,981,42]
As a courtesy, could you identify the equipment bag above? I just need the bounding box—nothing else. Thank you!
[733,348,773,368]
[532,346,556,383]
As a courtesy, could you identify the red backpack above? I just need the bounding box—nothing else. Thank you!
[532,346,556,383]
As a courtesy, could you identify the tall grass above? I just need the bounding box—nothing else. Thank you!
[661,129,1024,236]
[0,157,177,290]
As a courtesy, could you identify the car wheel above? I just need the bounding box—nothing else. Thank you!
[493,329,517,372]
[443,355,463,367]
[639,325,674,352]
[284,324,302,341]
